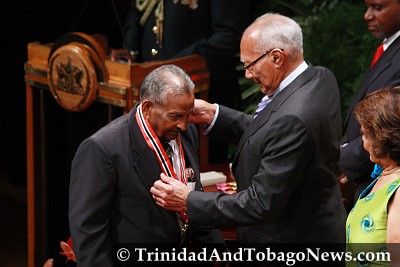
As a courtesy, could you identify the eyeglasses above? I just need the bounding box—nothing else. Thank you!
[243,48,284,71]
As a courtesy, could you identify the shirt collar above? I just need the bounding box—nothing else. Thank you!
[383,30,400,50]
[276,61,308,95]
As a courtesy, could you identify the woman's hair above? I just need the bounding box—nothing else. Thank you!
[354,86,400,164]
[140,64,194,105]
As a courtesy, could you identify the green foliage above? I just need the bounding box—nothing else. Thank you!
[239,76,263,114]
[299,1,378,119]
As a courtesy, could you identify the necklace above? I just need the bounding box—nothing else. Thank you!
[378,168,400,179]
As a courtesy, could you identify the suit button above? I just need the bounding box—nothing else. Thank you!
[152,26,158,34]
[151,49,159,56]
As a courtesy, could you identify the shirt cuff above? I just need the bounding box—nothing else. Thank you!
[203,104,219,135]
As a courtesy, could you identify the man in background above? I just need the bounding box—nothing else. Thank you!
[112,0,251,163]
[340,0,400,201]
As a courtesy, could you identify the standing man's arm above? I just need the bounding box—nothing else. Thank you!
[69,138,115,265]
[152,115,313,227]
[189,99,252,144]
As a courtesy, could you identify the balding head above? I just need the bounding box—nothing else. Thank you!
[242,13,303,61]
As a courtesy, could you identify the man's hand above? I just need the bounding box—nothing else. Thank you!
[189,99,216,125]
[150,173,191,212]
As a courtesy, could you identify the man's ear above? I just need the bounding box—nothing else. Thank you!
[141,100,153,118]
[271,50,284,67]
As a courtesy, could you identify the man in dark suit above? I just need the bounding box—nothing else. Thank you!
[151,13,347,244]
[69,65,223,265]
[340,0,400,201]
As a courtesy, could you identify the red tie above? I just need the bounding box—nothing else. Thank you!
[370,43,384,68]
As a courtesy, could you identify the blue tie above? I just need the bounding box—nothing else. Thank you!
[254,95,273,118]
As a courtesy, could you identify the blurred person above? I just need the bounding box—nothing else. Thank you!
[340,0,400,202]
[346,86,400,266]
[113,0,250,109]
[111,0,251,163]
[151,13,347,245]
[69,65,224,266]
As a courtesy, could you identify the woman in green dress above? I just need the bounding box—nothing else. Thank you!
[346,86,400,266]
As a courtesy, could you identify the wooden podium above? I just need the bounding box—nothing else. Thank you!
[24,32,210,267]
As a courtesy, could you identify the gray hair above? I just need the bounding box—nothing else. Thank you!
[140,65,195,105]
[250,13,303,58]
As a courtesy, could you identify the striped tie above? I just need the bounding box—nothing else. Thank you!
[254,95,273,118]
[163,142,173,163]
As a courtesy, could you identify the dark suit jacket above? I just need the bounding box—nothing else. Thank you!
[69,106,210,265]
[340,36,400,184]
[187,65,347,243]
[123,0,249,60]
[123,0,250,107]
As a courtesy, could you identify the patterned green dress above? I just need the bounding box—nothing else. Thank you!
[346,177,400,266]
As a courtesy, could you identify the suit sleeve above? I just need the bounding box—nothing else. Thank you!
[208,105,253,145]
[123,0,142,51]
[187,114,313,227]
[182,123,199,153]
[340,135,374,182]
[207,0,250,54]
[173,0,251,58]
[69,138,116,265]
[123,0,250,57]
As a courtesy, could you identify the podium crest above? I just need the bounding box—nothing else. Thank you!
[47,32,107,112]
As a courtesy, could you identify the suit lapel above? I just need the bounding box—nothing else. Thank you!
[128,106,163,190]
[128,106,200,190]
[180,138,200,182]
[345,37,400,126]
[180,136,203,191]
[232,66,317,165]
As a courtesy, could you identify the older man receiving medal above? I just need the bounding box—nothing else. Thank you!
[69,65,223,266]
